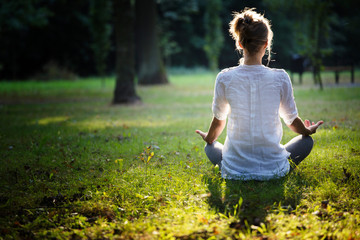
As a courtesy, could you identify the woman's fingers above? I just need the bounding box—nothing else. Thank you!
[195,130,207,139]
[313,121,323,127]
[317,120,324,126]
[306,120,323,128]
[310,120,324,134]
[195,130,204,135]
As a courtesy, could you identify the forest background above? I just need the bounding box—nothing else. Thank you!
[1,0,359,81]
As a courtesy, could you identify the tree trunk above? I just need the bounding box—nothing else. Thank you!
[135,0,168,85]
[112,0,140,104]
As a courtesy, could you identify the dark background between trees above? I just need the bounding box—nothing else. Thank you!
[0,0,359,81]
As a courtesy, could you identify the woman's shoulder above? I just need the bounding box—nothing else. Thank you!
[266,66,287,74]
[265,67,290,80]
[217,65,290,82]
[216,66,240,81]
[218,66,240,75]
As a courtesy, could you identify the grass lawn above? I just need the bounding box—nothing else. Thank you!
[0,70,359,239]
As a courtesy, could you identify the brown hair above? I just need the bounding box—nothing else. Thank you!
[229,8,273,64]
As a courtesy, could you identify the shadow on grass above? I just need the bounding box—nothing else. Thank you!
[204,172,304,228]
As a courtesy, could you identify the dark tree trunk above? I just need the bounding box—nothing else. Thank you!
[112,0,140,104]
[135,0,168,85]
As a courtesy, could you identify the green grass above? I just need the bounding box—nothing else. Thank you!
[0,71,359,239]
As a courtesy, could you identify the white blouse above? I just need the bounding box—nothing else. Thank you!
[212,64,298,180]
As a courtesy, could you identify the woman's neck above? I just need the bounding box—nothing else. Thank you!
[243,50,264,65]
[243,57,262,65]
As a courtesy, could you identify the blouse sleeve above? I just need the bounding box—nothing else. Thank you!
[212,73,230,120]
[279,71,298,125]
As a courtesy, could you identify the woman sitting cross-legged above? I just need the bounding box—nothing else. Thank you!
[196,8,323,180]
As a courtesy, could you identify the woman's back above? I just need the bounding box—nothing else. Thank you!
[214,65,297,179]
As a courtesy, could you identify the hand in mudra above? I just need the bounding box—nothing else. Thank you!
[195,130,216,144]
[304,119,324,134]
[195,130,207,141]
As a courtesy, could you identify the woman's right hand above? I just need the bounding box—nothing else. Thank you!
[288,117,324,135]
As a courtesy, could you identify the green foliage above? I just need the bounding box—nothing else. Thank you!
[0,0,51,32]
[0,0,95,79]
[1,0,360,80]
[0,72,359,239]
[262,0,294,67]
[89,0,112,83]
[157,0,202,67]
[293,0,336,89]
[203,0,224,71]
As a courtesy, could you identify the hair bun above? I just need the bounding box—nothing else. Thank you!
[229,8,273,65]
[243,15,253,24]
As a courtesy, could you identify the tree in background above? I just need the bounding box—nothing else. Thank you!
[112,0,140,104]
[1,0,359,83]
[262,0,294,69]
[135,0,168,84]
[0,0,51,79]
[203,0,224,71]
[89,0,112,87]
[293,0,335,89]
[157,0,199,67]
[327,0,360,66]
[157,0,206,68]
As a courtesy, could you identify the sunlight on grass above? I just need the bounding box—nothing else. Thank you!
[34,116,70,125]
[0,72,359,239]
[70,117,174,131]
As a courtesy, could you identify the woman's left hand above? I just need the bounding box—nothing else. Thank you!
[195,117,226,144]
[195,130,207,142]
